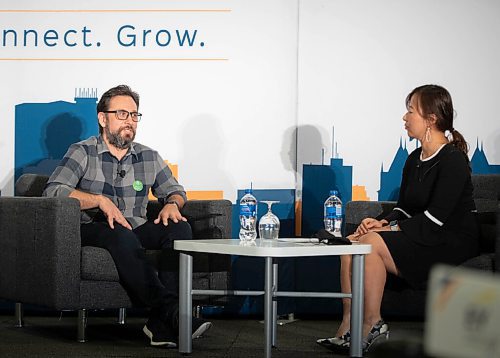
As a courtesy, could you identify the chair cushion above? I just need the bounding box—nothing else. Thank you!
[461,253,495,271]
[81,246,120,281]
[80,246,226,282]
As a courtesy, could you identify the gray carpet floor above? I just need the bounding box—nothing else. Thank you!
[0,314,425,357]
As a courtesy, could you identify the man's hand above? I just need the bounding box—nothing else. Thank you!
[98,195,132,230]
[355,218,388,235]
[69,189,131,230]
[154,203,187,226]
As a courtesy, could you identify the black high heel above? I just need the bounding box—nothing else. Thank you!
[363,319,389,352]
[316,331,350,351]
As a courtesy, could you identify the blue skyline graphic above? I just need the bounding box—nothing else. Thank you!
[378,138,409,201]
[470,140,500,174]
[15,89,98,181]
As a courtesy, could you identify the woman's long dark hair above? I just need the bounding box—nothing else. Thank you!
[406,84,468,156]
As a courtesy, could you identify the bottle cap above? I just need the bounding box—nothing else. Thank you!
[330,190,338,196]
[245,189,252,194]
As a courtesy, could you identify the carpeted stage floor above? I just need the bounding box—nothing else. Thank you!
[0,311,426,358]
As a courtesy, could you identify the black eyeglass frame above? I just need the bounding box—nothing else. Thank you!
[102,110,142,122]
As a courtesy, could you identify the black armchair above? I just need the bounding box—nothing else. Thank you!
[0,174,232,341]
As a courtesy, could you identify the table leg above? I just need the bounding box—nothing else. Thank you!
[264,256,273,358]
[272,260,278,347]
[350,254,365,357]
[179,253,193,354]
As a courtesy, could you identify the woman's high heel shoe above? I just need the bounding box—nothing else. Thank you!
[317,320,389,354]
[316,331,350,351]
[363,319,390,352]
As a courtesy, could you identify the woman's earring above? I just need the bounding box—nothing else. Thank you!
[425,127,431,142]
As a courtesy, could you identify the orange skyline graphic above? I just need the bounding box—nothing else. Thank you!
[352,185,369,201]
[149,160,223,200]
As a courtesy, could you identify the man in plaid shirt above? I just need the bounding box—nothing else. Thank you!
[43,85,211,347]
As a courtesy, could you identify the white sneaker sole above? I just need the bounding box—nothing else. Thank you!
[143,325,177,348]
[192,321,212,339]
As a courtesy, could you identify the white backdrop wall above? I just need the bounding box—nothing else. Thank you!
[1,0,499,202]
[297,0,500,200]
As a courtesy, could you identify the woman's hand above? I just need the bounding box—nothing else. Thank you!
[355,218,388,235]
[347,233,361,242]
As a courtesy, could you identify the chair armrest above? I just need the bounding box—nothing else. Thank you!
[147,199,233,239]
[344,201,396,235]
[183,200,232,239]
[0,196,82,309]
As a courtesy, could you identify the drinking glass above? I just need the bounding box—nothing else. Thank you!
[259,201,280,240]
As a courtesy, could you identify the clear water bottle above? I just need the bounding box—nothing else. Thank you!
[239,189,257,241]
[324,190,342,237]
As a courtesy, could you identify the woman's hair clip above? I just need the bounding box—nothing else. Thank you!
[444,129,454,142]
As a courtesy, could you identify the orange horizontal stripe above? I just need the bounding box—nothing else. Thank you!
[187,191,224,200]
[0,9,231,13]
[0,58,229,61]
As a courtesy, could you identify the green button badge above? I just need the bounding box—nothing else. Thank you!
[132,180,144,192]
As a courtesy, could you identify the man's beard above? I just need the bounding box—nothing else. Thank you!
[104,124,136,150]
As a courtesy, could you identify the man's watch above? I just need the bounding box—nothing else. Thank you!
[389,220,399,231]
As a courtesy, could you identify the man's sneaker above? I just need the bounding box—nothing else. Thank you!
[192,317,212,339]
[143,318,177,348]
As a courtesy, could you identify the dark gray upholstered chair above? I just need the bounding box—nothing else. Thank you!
[344,174,500,318]
[0,173,232,341]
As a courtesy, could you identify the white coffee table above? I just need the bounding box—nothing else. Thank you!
[174,239,371,358]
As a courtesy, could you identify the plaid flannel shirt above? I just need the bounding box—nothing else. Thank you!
[43,135,186,229]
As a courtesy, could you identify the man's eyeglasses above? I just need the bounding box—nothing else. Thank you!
[103,110,142,122]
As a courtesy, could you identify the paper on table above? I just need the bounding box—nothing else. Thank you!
[277,238,320,243]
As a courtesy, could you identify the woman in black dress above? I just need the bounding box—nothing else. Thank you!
[317,84,479,353]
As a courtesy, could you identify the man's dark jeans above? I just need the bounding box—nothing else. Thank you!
[80,220,192,320]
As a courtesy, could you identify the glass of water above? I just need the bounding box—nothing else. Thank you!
[259,201,280,240]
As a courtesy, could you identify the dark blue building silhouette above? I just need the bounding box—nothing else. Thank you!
[295,154,352,317]
[470,140,500,174]
[301,157,352,237]
[378,138,409,201]
[15,89,99,181]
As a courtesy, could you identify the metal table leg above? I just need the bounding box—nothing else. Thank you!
[350,254,365,357]
[272,260,278,347]
[264,256,273,358]
[15,303,24,328]
[179,253,193,354]
[77,309,87,343]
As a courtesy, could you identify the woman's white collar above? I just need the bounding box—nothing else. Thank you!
[420,143,447,162]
